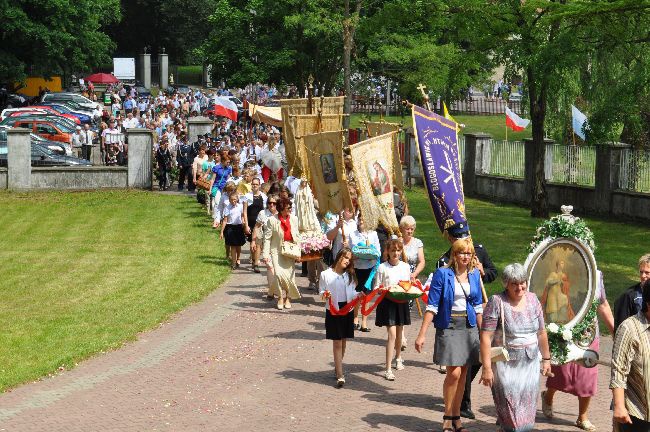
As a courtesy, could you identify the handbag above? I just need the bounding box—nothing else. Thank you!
[490,297,510,362]
[280,240,301,260]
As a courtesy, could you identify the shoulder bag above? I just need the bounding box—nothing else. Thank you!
[281,240,301,260]
[490,296,510,362]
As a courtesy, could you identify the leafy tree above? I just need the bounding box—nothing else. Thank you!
[356,0,493,104]
[457,0,650,217]
[0,0,120,85]
[105,0,217,64]
[199,0,345,93]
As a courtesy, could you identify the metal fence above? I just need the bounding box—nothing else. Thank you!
[476,139,525,178]
[436,98,524,116]
[544,144,596,186]
[619,148,650,193]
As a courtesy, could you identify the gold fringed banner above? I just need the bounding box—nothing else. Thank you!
[350,132,399,232]
[303,130,352,214]
[365,122,404,191]
[292,114,343,178]
[279,97,344,178]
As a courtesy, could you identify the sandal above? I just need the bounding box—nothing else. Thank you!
[452,417,468,432]
[442,415,456,432]
[576,419,596,431]
[541,391,553,419]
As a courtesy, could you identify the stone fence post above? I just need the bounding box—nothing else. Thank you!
[594,142,632,214]
[127,129,153,189]
[7,128,32,190]
[187,117,214,143]
[462,132,491,196]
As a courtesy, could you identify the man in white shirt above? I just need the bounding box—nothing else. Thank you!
[82,124,94,161]
[71,126,84,158]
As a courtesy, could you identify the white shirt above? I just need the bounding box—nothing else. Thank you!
[83,130,94,146]
[348,230,381,270]
[242,192,267,208]
[374,261,411,289]
[326,215,358,257]
[223,202,244,225]
[319,268,357,311]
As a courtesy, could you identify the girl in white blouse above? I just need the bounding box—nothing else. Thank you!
[319,247,362,388]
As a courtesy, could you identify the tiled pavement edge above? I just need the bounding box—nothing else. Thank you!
[0,251,614,431]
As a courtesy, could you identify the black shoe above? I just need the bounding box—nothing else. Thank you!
[354,323,361,331]
[460,408,475,420]
[360,327,371,332]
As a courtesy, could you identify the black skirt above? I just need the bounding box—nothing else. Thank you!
[224,224,246,246]
[325,302,355,340]
[375,297,411,327]
[354,267,374,293]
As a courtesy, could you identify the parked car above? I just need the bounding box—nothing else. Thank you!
[0,126,66,155]
[3,107,81,125]
[31,105,88,124]
[0,141,91,167]
[41,92,101,113]
[1,114,77,133]
[509,92,523,102]
[8,119,73,147]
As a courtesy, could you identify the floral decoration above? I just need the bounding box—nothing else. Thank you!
[545,300,598,364]
[300,233,331,254]
[528,214,596,253]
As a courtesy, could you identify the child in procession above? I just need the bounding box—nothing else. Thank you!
[374,237,412,381]
[319,247,362,388]
[220,191,246,270]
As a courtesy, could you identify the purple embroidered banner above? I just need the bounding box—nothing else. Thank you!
[411,105,466,233]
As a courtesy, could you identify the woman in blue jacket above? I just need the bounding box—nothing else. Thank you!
[415,238,484,432]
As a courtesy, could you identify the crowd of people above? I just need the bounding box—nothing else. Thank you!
[126,82,650,432]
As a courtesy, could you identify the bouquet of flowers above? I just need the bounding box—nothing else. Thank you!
[300,232,331,254]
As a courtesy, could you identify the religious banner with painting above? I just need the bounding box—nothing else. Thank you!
[291,114,343,178]
[303,130,352,214]
[279,97,344,177]
[411,105,466,234]
[349,132,399,232]
[365,121,404,190]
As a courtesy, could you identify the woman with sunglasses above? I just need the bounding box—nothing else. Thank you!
[415,238,484,432]
[253,194,279,298]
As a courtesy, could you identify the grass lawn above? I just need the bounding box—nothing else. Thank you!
[0,190,228,392]
[350,113,532,141]
[405,187,647,329]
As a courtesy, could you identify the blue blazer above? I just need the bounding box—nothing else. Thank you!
[427,267,483,329]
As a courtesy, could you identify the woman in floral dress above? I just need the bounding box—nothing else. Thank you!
[480,263,552,432]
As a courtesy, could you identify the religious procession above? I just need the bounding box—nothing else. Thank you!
[183,88,650,432]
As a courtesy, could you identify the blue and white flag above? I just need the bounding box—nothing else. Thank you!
[571,105,588,140]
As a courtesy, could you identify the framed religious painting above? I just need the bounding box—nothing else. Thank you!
[525,237,597,329]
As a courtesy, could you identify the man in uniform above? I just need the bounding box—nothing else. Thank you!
[176,135,193,191]
[436,221,497,420]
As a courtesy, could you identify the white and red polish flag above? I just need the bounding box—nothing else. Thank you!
[212,97,238,122]
[505,106,530,132]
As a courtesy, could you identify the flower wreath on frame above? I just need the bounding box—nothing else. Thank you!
[529,205,599,364]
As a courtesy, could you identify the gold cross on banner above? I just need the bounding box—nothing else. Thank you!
[417,83,431,110]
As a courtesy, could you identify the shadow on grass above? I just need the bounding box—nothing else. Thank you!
[197,254,229,266]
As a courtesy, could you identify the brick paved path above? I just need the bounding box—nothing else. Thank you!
[0,254,614,431]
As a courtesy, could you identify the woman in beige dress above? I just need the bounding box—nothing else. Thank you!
[262,197,302,310]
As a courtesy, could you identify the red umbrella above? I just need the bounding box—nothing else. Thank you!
[85,72,119,84]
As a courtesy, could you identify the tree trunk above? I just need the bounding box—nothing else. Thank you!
[528,66,549,218]
[342,0,361,130]
[342,0,352,129]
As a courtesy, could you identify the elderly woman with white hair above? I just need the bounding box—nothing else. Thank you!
[398,215,425,350]
[479,263,552,432]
